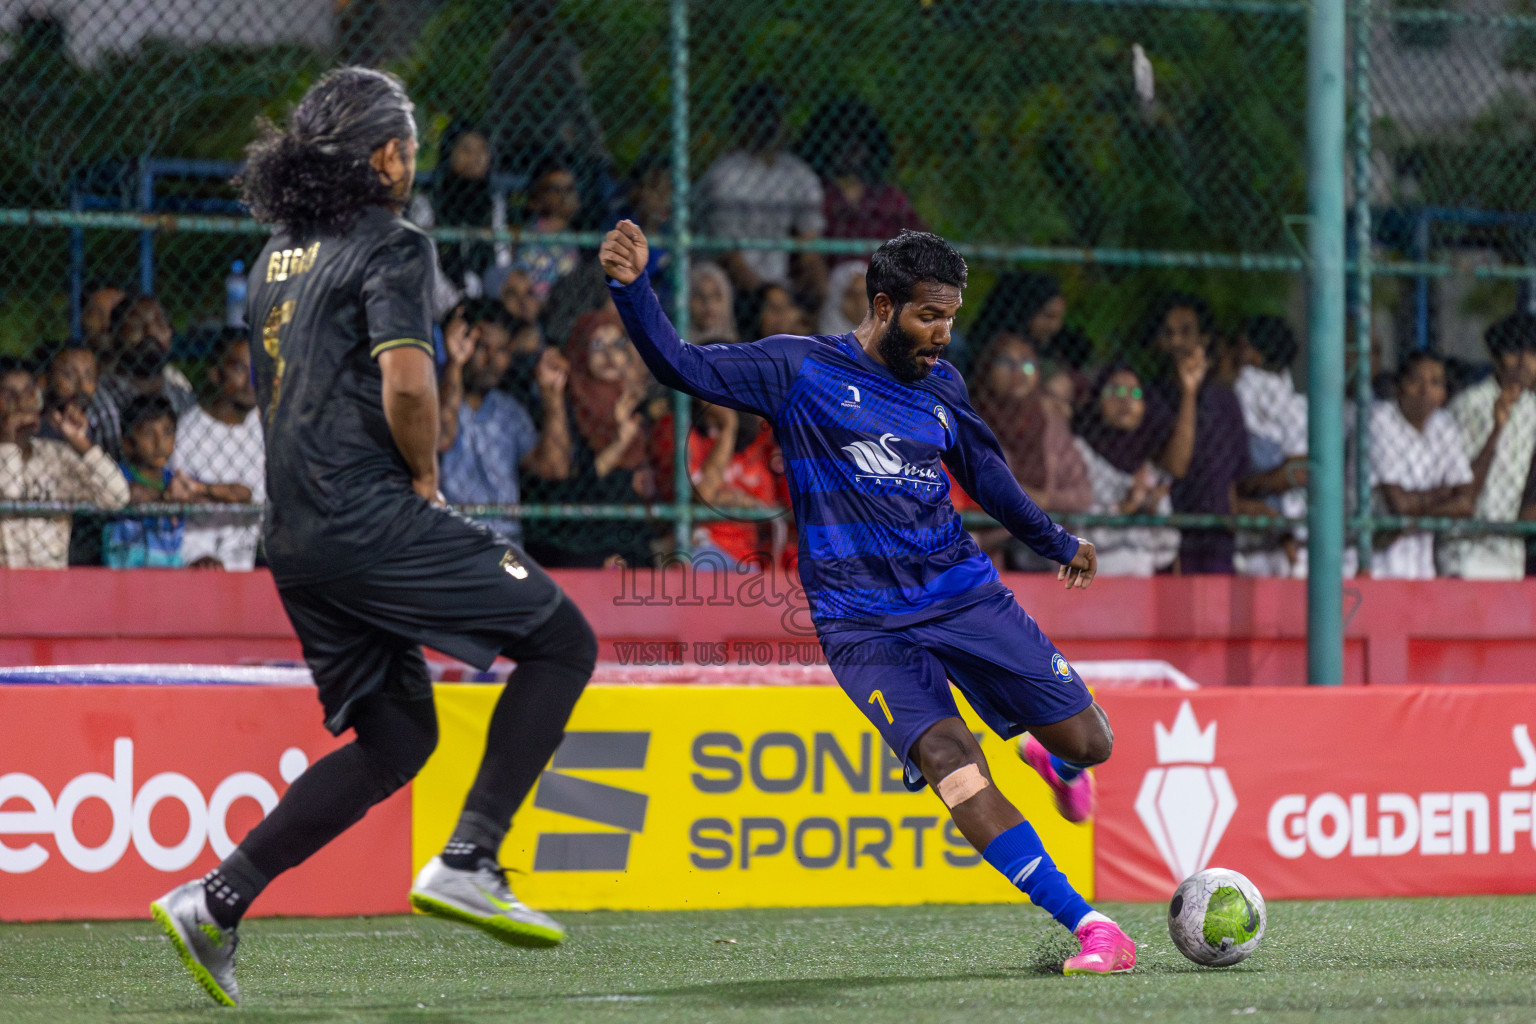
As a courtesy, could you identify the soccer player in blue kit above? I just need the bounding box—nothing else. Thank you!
[599,221,1136,975]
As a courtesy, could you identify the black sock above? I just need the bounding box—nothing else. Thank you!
[202,850,268,929]
[441,837,497,870]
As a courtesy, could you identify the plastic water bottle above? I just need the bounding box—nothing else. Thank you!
[224,259,247,328]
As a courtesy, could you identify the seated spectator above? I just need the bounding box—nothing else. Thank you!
[966,271,1072,378]
[697,81,826,308]
[689,262,738,343]
[166,331,265,570]
[1369,351,1475,579]
[1439,311,1536,579]
[521,310,656,568]
[1070,365,1180,576]
[495,266,544,330]
[102,395,190,568]
[0,359,127,567]
[92,295,196,460]
[1144,292,1253,573]
[410,121,501,298]
[515,157,583,303]
[439,303,572,547]
[1231,315,1309,577]
[971,335,1091,514]
[79,284,125,354]
[819,261,868,335]
[798,97,925,262]
[741,281,808,340]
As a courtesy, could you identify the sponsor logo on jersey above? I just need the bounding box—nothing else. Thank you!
[500,551,529,580]
[840,433,943,490]
[841,385,861,408]
[934,404,949,430]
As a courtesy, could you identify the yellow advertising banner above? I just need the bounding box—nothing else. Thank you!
[412,685,1092,910]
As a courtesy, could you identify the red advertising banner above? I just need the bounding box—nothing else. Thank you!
[1094,687,1536,902]
[0,686,410,921]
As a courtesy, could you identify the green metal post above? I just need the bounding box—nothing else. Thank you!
[1351,0,1374,574]
[669,0,693,554]
[1308,0,1347,686]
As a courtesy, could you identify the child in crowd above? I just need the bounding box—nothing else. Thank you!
[103,395,190,567]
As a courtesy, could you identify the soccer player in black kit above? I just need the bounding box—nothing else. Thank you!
[149,68,596,1007]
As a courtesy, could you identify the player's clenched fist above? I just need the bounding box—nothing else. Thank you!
[600,219,649,285]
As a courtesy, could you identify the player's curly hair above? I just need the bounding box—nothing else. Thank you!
[238,66,416,236]
[866,229,968,310]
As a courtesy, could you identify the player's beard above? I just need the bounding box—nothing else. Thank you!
[878,315,942,383]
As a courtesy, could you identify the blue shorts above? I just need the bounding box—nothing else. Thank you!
[819,589,1092,779]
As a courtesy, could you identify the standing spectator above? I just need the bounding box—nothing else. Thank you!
[0,360,127,567]
[410,122,501,298]
[168,332,265,571]
[521,310,656,568]
[92,295,196,460]
[36,344,97,441]
[819,261,868,335]
[798,97,925,263]
[1070,365,1180,576]
[1145,292,1253,574]
[484,0,612,214]
[1439,312,1536,579]
[1231,315,1309,576]
[438,305,572,547]
[968,273,1068,364]
[697,82,826,308]
[689,262,738,343]
[79,284,125,354]
[102,395,189,568]
[516,158,583,303]
[1369,351,1475,579]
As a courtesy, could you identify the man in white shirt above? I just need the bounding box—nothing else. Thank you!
[169,333,265,570]
[1231,315,1309,576]
[0,361,128,567]
[1438,312,1536,580]
[1368,351,1475,579]
[697,82,826,306]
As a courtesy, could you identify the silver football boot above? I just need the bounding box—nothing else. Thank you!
[409,856,565,947]
[149,880,240,1006]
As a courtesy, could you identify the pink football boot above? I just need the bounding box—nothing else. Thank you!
[1063,919,1137,976]
[1019,734,1096,823]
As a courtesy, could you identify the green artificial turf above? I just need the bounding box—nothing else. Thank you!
[2,896,1533,1023]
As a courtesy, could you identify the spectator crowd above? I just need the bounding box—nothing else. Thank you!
[3,39,1535,580]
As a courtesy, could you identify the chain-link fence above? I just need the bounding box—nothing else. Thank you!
[0,0,1534,578]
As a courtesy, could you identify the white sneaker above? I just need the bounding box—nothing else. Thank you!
[408,856,564,948]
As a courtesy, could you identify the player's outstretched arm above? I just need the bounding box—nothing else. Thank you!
[601,220,802,420]
[944,395,1094,589]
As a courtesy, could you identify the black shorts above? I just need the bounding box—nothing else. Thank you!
[277,509,564,734]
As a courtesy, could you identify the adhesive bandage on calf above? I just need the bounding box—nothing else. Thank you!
[936,763,990,807]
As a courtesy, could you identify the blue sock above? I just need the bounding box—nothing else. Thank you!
[982,821,1094,932]
[1051,755,1089,783]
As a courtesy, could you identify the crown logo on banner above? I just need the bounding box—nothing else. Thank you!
[1135,700,1237,881]
[1154,699,1217,764]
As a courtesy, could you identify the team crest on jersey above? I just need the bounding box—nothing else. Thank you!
[500,551,529,580]
[1051,652,1072,682]
[934,404,949,430]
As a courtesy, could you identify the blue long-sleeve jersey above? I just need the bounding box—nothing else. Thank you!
[609,272,1079,633]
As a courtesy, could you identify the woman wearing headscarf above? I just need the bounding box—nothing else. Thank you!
[1070,364,1180,575]
[818,260,868,336]
[520,308,657,568]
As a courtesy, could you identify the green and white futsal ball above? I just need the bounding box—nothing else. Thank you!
[1167,867,1267,967]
